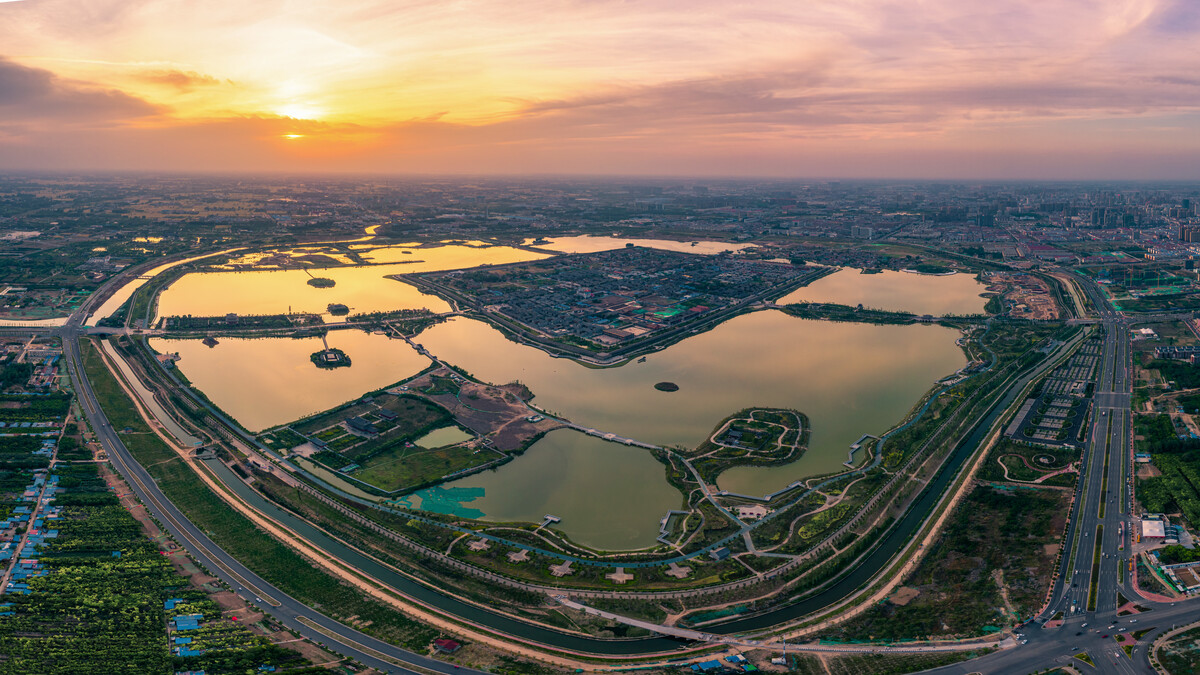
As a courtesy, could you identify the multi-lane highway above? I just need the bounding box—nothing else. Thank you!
[18,265,1197,674]
[51,306,487,675]
[932,276,1199,674]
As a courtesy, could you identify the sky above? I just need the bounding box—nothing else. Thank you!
[1,0,1199,178]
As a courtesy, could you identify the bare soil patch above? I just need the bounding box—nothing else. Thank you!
[889,586,920,606]
[407,368,560,451]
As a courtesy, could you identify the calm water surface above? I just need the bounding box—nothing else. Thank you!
[415,426,474,448]
[151,330,431,432]
[89,248,244,323]
[412,429,682,550]
[356,241,539,266]
[155,243,546,321]
[777,268,988,316]
[155,247,980,548]
[419,311,964,498]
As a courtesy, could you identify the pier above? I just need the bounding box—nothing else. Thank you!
[844,434,879,467]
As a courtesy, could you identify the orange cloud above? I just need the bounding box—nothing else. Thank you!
[135,69,226,91]
[0,0,1199,177]
[0,56,160,127]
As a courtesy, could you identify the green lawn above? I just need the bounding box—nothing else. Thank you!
[342,397,450,463]
[1157,624,1200,675]
[314,427,347,441]
[257,427,307,451]
[352,442,497,492]
[81,339,150,433]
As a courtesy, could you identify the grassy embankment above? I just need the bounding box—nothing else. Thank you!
[79,338,445,651]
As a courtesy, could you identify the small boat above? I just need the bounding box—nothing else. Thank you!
[637,356,647,363]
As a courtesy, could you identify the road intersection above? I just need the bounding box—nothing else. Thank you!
[931,277,1198,674]
[9,266,1197,674]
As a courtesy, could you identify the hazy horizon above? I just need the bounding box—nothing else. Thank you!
[2,0,1199,179]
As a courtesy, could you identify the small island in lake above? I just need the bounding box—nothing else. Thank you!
[327,303,349,316]
[307,277,336,288]
[311,348,351,369]
[654,381,679,392]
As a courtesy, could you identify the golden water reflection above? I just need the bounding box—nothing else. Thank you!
[151,330,431,432]
[155,242,547,320]
[778,268,988,316]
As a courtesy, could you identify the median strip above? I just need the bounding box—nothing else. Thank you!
[1087,524,1103,612]
[295,616,443,675]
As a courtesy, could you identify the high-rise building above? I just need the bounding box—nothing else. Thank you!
[850,225,873,239]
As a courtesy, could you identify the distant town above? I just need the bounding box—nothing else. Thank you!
[411,246,816,355]
[3,175,1200,675]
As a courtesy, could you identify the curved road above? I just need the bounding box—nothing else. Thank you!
[40,260,1194,674]
[58,310,489,675]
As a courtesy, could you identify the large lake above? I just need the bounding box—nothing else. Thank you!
[156,310,963,548]
[418,313,963,491]
[777,268,988,316]
[410,311,964,547]
[154,243,547,321]
[151,330,431,431]
[150,244,981,549]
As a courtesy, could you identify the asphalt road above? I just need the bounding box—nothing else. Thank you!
[929,277,1200,674]
[56,309,486,675]
[25,266,1199,674]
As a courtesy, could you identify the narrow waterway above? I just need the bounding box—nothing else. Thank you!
[101,341,202,447]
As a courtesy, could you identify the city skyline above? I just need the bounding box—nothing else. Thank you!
[2,0,1199,178]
